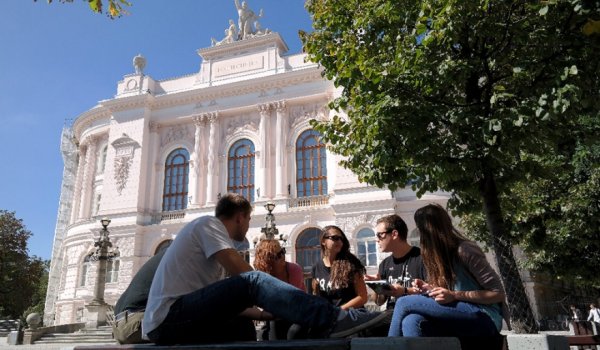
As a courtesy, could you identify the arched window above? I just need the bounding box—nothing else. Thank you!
[106,259,120,283]
[162,148,190,212]
[356,228,377,267]
[295,227,322,292]
[296,130,327,197]
[295,227,322,274]
[79,256,91,287]
[155,240,173,255]
[227,139,255,202]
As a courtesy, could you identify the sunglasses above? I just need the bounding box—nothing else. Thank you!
[376,230,393,240]
[276,247,286,259]
[324,235,343,242]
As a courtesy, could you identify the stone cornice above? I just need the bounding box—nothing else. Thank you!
[197,32,289,60]
[71,63,326,141]
[151,67,325,111]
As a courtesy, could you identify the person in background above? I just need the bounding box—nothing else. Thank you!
[254,239,306,340]
[587,303,600,324]
[570,304,583,321]
[142,193,388,344]
[312,225,368,310]
[388,203,510,339]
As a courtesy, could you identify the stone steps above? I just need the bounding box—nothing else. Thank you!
[34,326,117,345]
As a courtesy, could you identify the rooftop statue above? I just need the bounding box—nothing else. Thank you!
[133,54,146,75]
[234,0,266,40]
[211,19,238,47]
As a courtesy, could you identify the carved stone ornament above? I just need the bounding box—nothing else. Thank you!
[226,115,259,135]
[161,125,191,148]
[111,134,140,195]
[290,104,329,130]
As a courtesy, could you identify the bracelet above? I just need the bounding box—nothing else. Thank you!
[403,286,408,296]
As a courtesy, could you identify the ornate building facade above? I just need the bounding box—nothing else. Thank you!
[43,25,452,326]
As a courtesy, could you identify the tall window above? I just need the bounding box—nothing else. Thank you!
[79,256,91,287]
[356,228,377,267]
[227,139,255,202]
[162,148,190,211]
[408,228,420,247]
[106,259,120,283]
[296,129,327,197]
[96,145,108,174]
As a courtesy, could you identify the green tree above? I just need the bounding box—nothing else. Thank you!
[0,210,48,319]
[35,0,131,18]
[302,0,600,332]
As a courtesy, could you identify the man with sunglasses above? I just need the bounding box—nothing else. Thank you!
[142,193,388,344]
[367,214,426,310]
[363,215,426,336]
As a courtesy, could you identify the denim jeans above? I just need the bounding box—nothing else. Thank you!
[148,271,338,344]
[388,295,499,337]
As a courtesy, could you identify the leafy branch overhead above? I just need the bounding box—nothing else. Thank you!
[37,0,132,18]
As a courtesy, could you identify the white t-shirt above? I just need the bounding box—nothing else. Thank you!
[589,308,600,323]
[142,216,235,337]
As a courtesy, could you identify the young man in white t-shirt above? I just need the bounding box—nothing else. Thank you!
[142,193,388,344]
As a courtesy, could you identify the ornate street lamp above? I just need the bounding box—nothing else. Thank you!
[87,217,119,305]
[258,202,288,244]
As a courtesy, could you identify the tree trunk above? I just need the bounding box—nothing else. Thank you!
[480,173,538,333]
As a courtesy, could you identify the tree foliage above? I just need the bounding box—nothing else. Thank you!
[35,0,131,18]
[302,0,600,332]
[0,210,48,319]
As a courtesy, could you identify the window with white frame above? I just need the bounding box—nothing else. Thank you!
[356,228,378,267]
[105,259,120,283]
[408,228,420,247]
[79,256,91,287]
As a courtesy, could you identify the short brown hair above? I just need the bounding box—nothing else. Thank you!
[215,193,252,219]
[376,214,408,240]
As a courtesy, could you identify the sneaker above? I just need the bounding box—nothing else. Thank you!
[329,308,391,338]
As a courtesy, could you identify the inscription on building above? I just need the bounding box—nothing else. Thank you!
[213,54,264,78]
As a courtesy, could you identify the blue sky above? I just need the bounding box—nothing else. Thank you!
[0,0,313,260]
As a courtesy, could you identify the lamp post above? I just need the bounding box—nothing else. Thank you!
[258,202,288,244]
[85,217,119,328]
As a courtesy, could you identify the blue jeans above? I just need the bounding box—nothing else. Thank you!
[388,295,499,337]
[148,271,338,344]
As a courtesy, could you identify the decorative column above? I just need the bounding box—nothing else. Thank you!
[70,146,86,224]
[205,112,219,205]
[258,103,271,200]
[78,136,97,220]
[275,101,288,198]
[149,122,161,212]
[189,115,207,208]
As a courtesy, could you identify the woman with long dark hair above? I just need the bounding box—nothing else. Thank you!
[388,204,509,338]
[312,225,368,310]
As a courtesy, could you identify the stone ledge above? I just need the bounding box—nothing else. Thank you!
[74,339,349,350]
[351,337,461,350]
[506,334,569,350]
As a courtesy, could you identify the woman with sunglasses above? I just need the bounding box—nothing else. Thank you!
[388,204,510,341]
[312,225,368,310]
[254,239,305,339]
